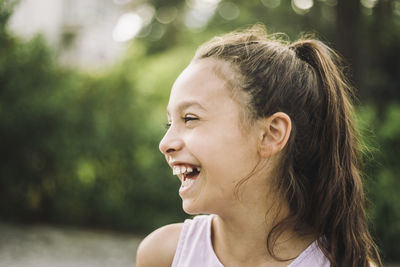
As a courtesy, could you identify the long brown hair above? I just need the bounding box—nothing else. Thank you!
[194,25,381,267]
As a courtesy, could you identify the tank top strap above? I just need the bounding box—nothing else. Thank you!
[287,240,330,267]
[172,214,223,267]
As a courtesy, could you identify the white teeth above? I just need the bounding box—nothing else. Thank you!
[173,166,180,175]
[181,176,195,188]
[171,165,201,176]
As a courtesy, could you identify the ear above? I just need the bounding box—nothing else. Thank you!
[258,112,292,158]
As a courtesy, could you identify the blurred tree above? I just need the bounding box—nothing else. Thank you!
[369,0,400,111]
[336,0,361,89]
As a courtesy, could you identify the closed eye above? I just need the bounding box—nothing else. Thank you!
[164,115,198,130]
[183,115,198,123]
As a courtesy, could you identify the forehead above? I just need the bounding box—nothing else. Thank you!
[167,59,235,113]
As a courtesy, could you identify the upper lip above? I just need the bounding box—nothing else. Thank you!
[169,161,200,169]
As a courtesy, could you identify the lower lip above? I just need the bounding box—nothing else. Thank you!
[179,176,199,197]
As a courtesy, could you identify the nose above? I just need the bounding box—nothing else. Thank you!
[159,128,184,155]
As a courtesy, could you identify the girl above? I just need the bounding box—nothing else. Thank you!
[136,25,381,267]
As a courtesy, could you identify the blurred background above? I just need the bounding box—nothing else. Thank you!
[0,0,399,265]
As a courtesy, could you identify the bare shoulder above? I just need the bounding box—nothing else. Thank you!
[136,223,183,267]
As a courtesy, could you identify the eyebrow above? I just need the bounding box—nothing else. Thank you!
[167,100,206,115]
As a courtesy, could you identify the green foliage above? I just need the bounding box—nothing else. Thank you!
[357,104,400,261]
[0,1,191,232]
[0,34,194,231]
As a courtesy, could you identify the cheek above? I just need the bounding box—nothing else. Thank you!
[184,130,207,151]
[184,126,223,150]
[185,124,258,171]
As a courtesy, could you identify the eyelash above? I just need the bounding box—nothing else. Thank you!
[165,115,198,129]
[183,115,198,123]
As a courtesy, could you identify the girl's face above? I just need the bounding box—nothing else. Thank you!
[159,59,261,215]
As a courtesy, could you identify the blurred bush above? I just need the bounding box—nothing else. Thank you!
[357,104,400,261]
[0,1,191,232]
[0,0,399,262]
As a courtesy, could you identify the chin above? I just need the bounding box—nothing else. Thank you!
[182,200,207,215]
[182,203,198,215]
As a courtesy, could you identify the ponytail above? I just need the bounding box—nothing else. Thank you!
[194,25,382,267]
[288,39,382,267]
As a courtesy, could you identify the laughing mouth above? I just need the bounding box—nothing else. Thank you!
[172,165,201,181]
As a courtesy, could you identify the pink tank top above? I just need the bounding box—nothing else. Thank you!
[172,215,330,267]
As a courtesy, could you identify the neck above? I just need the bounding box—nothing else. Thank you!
[211,198,315,266]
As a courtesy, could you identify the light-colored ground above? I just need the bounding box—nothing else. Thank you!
[0,222,142,267]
